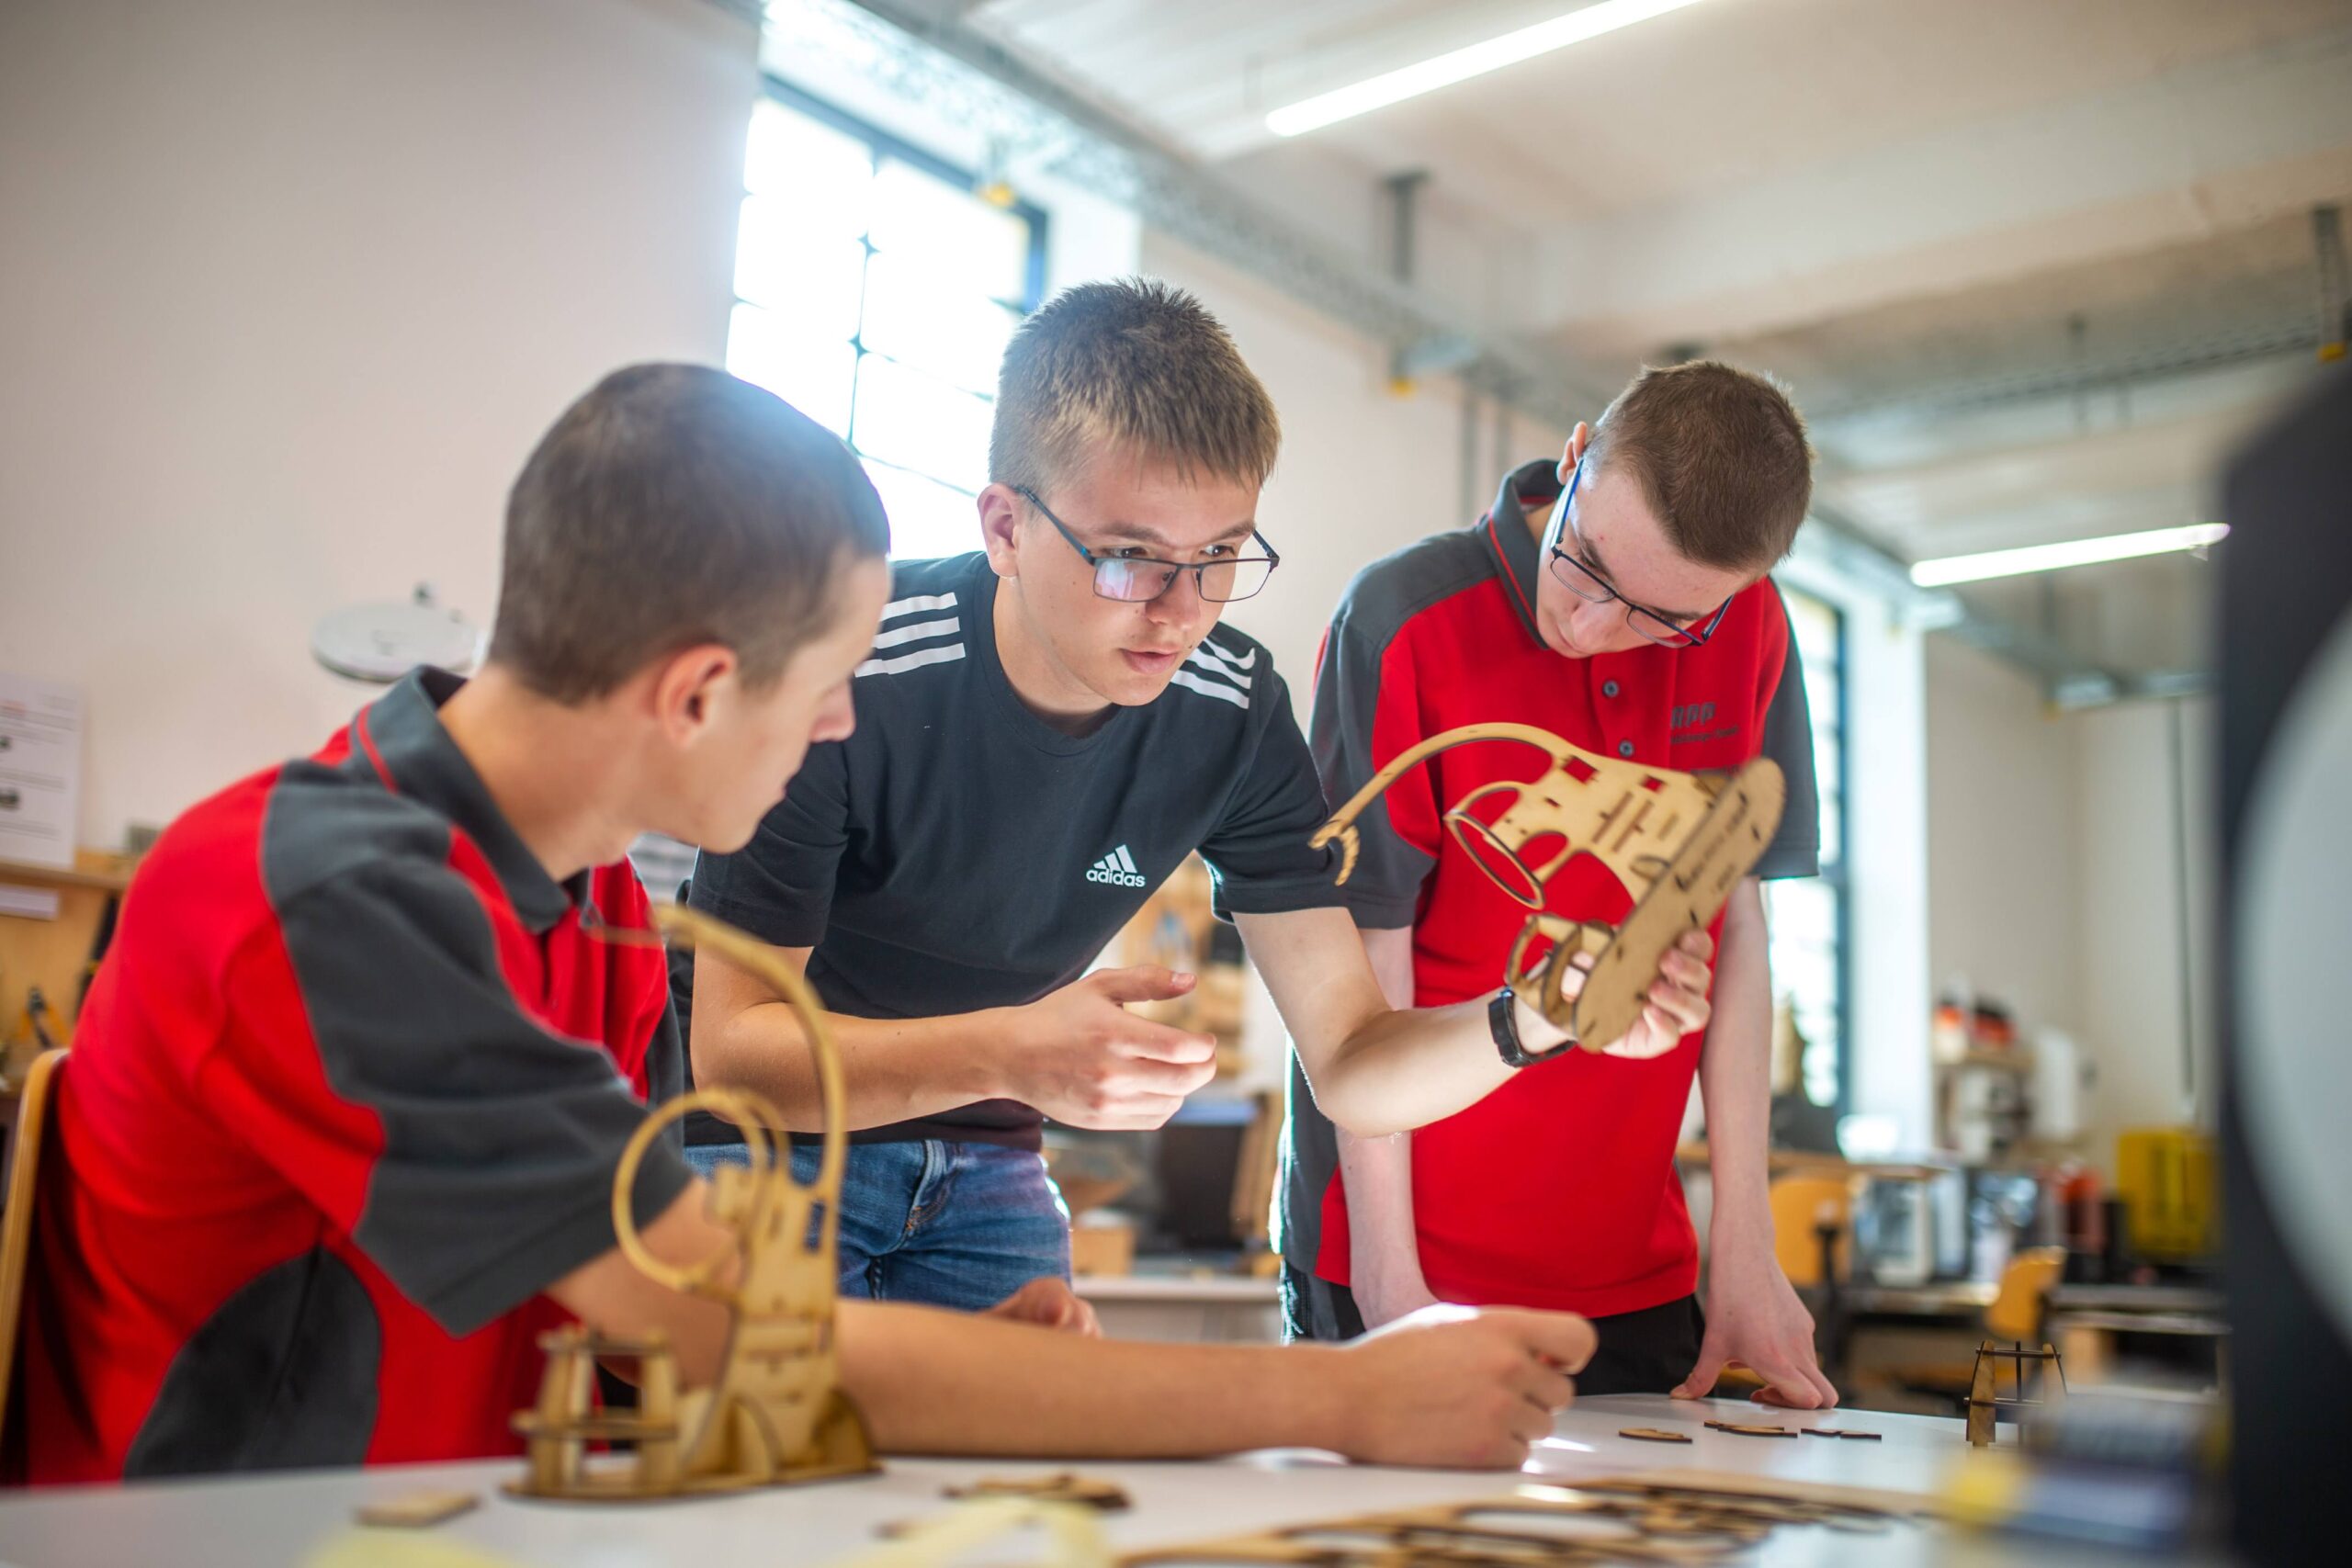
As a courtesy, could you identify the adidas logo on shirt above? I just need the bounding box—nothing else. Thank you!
[1086,844,1148,888]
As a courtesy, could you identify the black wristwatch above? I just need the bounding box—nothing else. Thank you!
[1489,986,1570,1067]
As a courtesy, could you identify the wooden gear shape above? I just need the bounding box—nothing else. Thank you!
[509,904,876,1501]
[1310,724,1784,1050]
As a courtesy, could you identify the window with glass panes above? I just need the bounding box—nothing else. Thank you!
[1763,589,1849,1111]
[725,83,1046,560]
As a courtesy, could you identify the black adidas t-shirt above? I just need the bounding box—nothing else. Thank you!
[676,551,1341,1150]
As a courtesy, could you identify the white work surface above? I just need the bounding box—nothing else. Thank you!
[0,1395,2149,1567]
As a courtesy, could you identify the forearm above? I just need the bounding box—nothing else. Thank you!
[838,1302,1343,1457]
[1340,925,1432,1302]
[1240,907,1525,1138]
[695,957,1007,1132]
[1701,880,1774,1250]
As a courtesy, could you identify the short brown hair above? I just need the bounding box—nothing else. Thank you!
[489,364,889,703]
[989,277,1281,493]
[1586,360,1812,571]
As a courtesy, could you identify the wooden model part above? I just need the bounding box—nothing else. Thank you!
[508,904,876,1502]
[859,1497,1112,1568]
[944,1473,1133,1511]
[352,1489,481,1529]
[1702,1419,1797,1438]
[1619,1427,1693,1442]
[1116,1475,1931,1568]
[1964,1337,2067,1448]
[1309,724,1783,1049]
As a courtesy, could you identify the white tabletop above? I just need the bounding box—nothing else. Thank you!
[1069,1275,1281,1303]
[0,1395,2136,1568]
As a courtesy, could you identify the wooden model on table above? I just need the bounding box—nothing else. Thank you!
[1964,1337,2067,1448]
[508,904,876,1501]
[1312,723,1784,1049]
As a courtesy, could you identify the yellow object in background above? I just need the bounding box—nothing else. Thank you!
[2115,1128,2217,1261]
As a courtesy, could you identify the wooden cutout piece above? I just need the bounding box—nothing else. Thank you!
[355,1490,480,1528]
[1119,1477,1933,1568]
[507,906,877,1501]
[1620,1427,1694,1443]
[1310,724,1784,1048]
[1704,1419,1798,1438]
[944,1474,1132,1511]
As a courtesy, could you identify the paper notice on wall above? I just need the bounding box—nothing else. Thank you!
[0,674,85,869]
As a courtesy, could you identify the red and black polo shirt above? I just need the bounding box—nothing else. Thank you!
[1278,460,1820,1319]
[24,670,691,1483]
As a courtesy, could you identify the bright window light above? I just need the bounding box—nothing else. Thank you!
[1265,0,1710,137]
[1909,523,2231,587]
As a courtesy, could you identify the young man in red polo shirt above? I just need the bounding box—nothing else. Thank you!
[1281,361,1838,1410]
[21,365,1601,1483]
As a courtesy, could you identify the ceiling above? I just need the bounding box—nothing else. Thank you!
[957,0,2352,682]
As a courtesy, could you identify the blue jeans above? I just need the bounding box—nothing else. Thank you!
[685,1138,1070,1312]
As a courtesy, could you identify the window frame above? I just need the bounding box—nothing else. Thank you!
[1770,583,1852,1117]
[745,77,1050,530]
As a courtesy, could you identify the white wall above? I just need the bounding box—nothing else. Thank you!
[2074,695,2218,1153]
[0,0,758,851]
[1923,632,2219,1170]
[1924,638,2085,1037]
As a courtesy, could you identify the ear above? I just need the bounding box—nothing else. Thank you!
[648,642,739,743]
[1557,421,1592,484]
[978,483,1023,580]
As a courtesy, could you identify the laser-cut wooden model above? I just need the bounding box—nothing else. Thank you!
[1312,724,1784,1049]
[1115,1473,1929,1567]
[508,904,876,1501]
[1964,1337,2067,1448]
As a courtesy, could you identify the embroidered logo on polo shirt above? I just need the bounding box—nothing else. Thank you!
[1085,845,1148,888]
[1670,700,1741,745]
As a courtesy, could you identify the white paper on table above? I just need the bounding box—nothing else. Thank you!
[0,673,85,870]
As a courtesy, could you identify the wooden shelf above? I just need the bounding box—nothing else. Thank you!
[1933,1049,2035,1072]
[0,852,136,894]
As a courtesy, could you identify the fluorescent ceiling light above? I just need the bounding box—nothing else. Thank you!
[1909,523,2230,588]
[1266,0,1710,137]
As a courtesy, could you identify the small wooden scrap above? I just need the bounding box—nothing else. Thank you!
[944,1472,1132,1511]
[1800,1427,1882,1439]
[1617,1427,1692,1443]
[1704,1419,1798,1438]
[354,1489,480,1529]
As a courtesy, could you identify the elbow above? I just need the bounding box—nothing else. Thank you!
[1310,1073,1413,1140]
[687,1011,732,1090]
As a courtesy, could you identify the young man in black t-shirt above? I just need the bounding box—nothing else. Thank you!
[680,280,1716,1309]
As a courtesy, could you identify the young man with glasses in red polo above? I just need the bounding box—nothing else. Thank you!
[673,281,1715,1311]
[1283,362,1840,1412]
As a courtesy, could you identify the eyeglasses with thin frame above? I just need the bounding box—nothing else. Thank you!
[1542,458,1733,650]
[1014,485,1281,604]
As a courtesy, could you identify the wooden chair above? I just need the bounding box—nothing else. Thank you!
[1769,1172,1853,1289]
[1984,1246,2066,1344]
[1866,1246,2068,1415]
[0,1049,66,1460]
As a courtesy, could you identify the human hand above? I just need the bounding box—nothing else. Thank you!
[1001,966,1218,1129]
[982,1276,1101,1337]
[1329,1305,1595,1468]
[1589,929,1717,1060]
[1671,1244,1837,1408]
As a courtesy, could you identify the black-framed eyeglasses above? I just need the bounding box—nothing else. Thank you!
[1543,458,1733,650]
[1014,485,1281,604]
